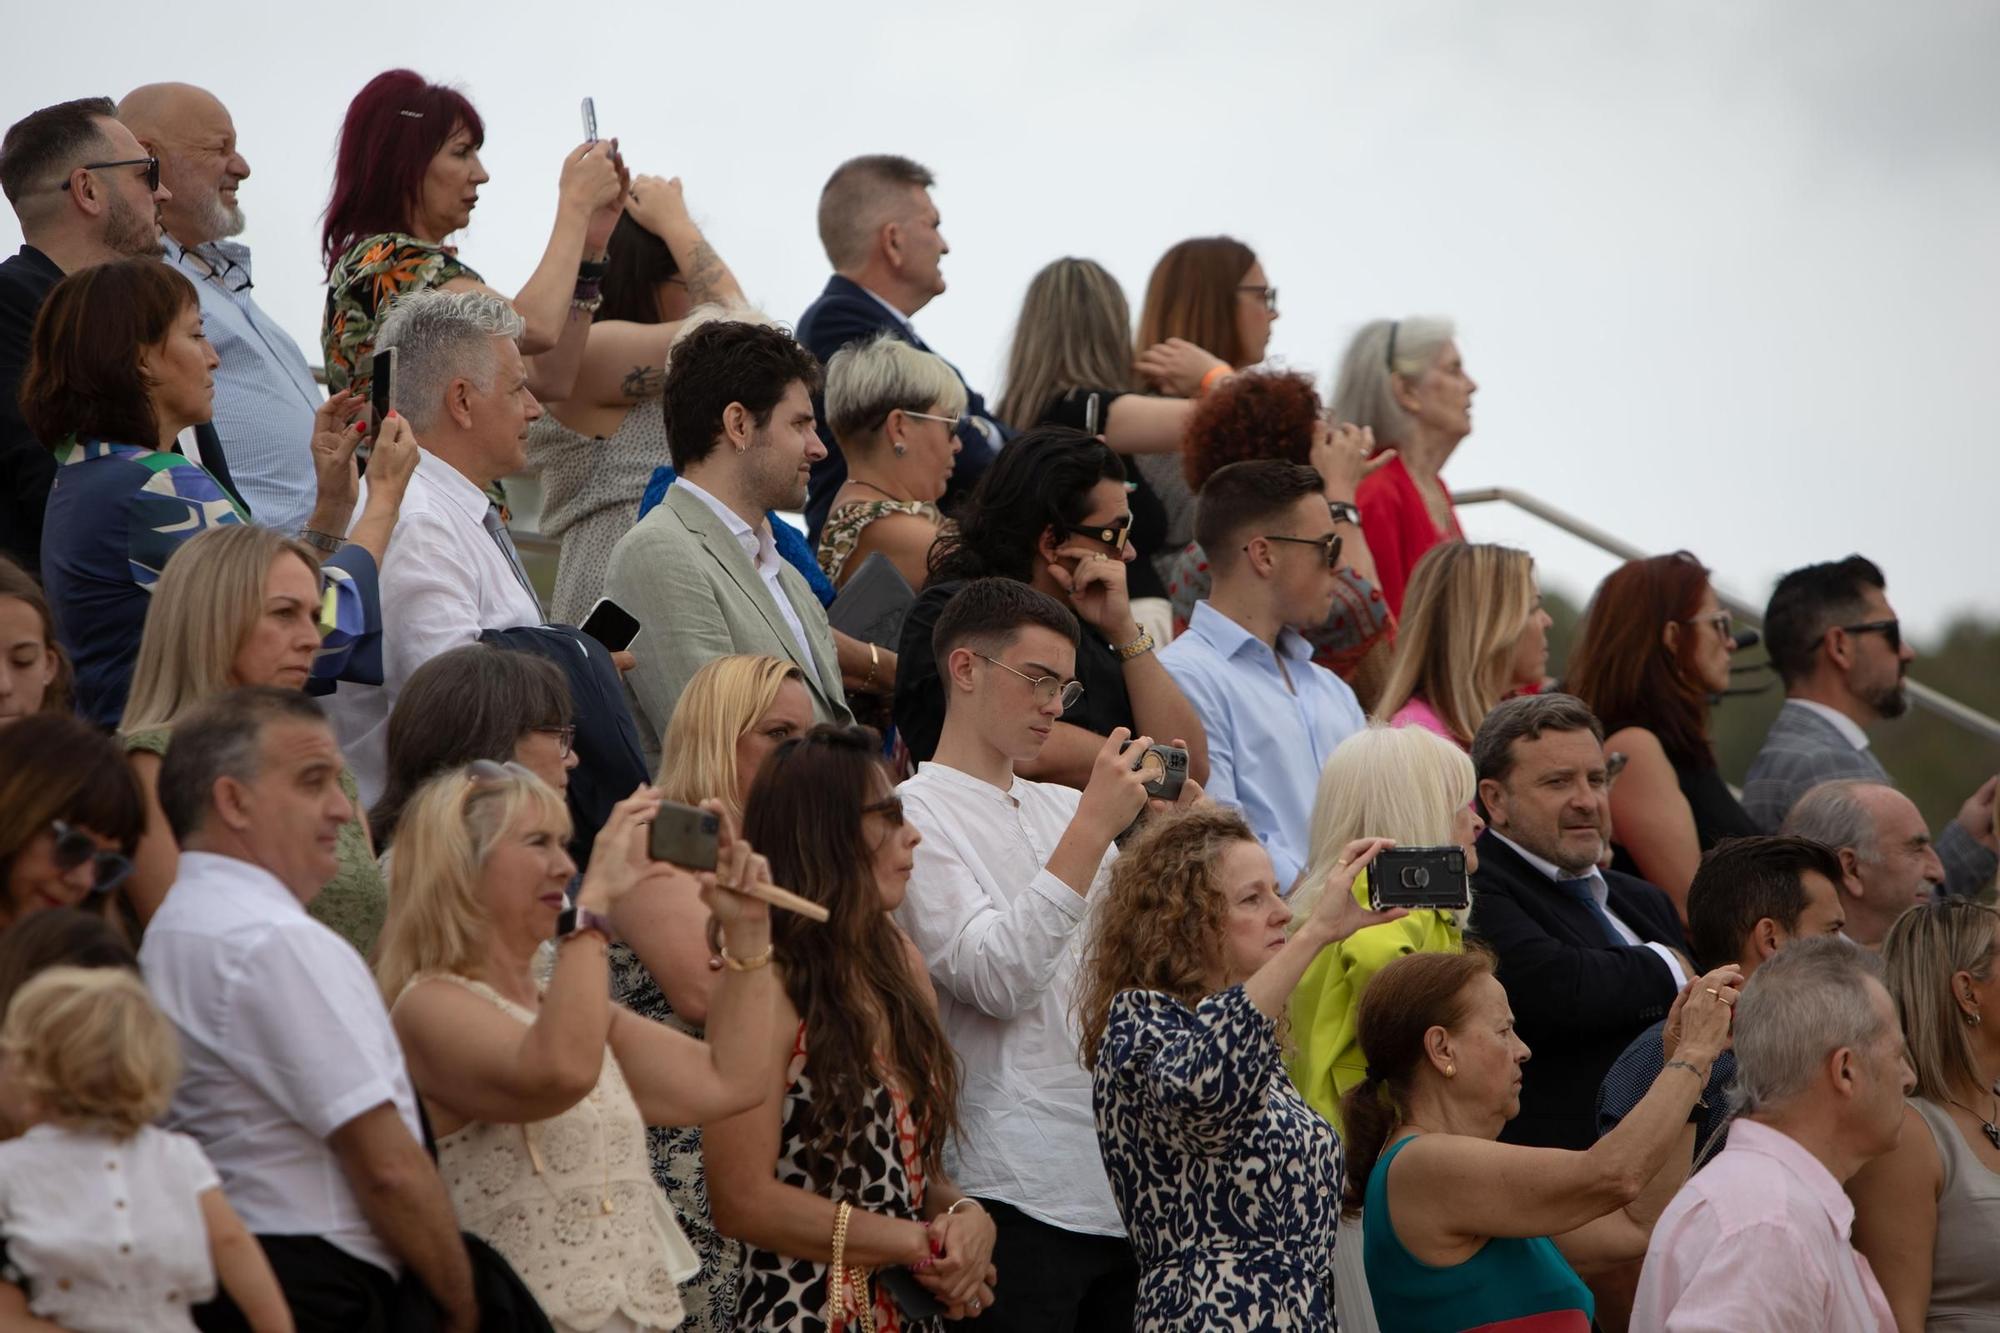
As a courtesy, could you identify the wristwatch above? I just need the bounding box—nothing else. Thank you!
[554,903,617,944]
[1326,500,1363,529]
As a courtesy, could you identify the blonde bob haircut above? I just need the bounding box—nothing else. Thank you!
[1373,542,1539,747]
[1290,724,1478,922]
[824,332,967,449]
[1328,316,1457,447]
[375,762,570,1003]
[657,655,805,826]
[122,523,323,735]
[0,966,179,1137]
[1880,900,2000,1105]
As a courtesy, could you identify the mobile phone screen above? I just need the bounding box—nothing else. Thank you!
[579,597,640,652]
[370,347,396,435]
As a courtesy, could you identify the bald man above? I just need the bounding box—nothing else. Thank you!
[1782,779,1947,948]
[121,83,326,534]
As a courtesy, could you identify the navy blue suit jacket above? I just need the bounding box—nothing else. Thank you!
[795,274,1006,541]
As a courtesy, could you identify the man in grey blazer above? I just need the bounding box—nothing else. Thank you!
[1744,554,1996,898]
[605,320,852,760]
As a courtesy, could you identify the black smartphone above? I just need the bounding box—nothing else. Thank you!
[1118,739,1189,802]
[648,800,720,870]
[581,97,598,144]
[579,597,640,652]
[877,1266,949,1320]
[1368,846,1470,912]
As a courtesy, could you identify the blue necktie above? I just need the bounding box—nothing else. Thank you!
[1551,876,1627,947]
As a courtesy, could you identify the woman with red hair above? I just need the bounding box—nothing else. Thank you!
[1565,551,1757,914]
[320,69,626,407]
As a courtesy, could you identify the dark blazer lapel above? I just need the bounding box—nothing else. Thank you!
[1478,835,1603,948]
[666,487,815,674]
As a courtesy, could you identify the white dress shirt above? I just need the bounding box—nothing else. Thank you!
[1789,698,1872,752]
[139,852,425,1275]
[895,761,1124,1237]
[674,476,816,667]
[1490,831,1689,988]
[327,449,542,803]
[0,1123,220,1330]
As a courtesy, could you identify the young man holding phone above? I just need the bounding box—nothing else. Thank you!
[895,577,1198,1333]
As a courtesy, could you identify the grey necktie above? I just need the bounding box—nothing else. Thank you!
[482,503,543,618]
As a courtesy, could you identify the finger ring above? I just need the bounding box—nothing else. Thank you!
[715,878,738,890]
[970,1302,981,1313]
[1704,987,1719,996]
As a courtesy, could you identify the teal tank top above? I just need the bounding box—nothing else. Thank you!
[1362,1133,1595,1332]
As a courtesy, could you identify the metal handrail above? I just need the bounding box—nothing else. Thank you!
[1454,485,2000,748]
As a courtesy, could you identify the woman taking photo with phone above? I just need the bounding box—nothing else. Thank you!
[377,765,779,1333]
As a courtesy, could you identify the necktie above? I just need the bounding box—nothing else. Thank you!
[483,503,544,618]
[1550,876,1628,947]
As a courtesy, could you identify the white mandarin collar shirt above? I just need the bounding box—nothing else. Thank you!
[1790,698,1873,752]
[1490,831,1689,988]
[139,851,424,1275]
[675,475,817,667]
[895,761,1125,1237]
[327,449,543,805]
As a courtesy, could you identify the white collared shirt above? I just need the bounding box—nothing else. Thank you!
[139,852,424,1275]
[895,761,1124,1236]
[674,475,816,667]
[327,449,542,804]
[1490,831,1689,987]
[1788,698,1872,752]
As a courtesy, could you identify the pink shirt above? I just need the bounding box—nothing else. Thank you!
[1632,1119,1894,1333]
[1387,695,1464,748]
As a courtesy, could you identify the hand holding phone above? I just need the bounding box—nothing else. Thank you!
[579,597,640,652]
[581,96,598,144]
[1367,846,1471,912]
[650,799,830,922]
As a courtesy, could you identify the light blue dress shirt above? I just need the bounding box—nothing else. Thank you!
[165,236,322,532]
[1159,600,1368,892]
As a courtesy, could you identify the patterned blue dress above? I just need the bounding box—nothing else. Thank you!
[1093,986,1342,1331]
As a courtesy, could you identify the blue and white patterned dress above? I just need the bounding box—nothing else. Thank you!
[1093,985,1342,1331]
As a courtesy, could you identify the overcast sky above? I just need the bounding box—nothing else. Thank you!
[11,0,1997,640]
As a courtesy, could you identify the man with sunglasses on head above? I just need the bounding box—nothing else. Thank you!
[0,97,173,572]
[1745,554,1997,898]
[1158,461,1367,893]
[895,576,1200,1333]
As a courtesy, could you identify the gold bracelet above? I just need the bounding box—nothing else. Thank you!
[862,640,880,692]
[944,1197,982,1218]
[1114,628,1156,661]
[719,942,773,972]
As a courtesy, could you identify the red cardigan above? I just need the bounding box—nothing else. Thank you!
[1356,456,1463,616]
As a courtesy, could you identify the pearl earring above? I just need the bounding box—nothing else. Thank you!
[892,441,907,457]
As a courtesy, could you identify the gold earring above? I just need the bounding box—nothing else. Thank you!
[1445,1063,1456,1078]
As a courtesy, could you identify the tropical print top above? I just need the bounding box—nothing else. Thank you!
[321,233,484,398]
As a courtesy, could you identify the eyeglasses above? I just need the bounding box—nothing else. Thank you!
[532,724,576,758]
[1385,319,1401,372]
[51,820,133,897]
[899,410,961,430]
[1253,532,1344,569]
[1064,516,1133,552]
[1682,611,1733,640]
[976,653,1085,714]
[185,245,253,294]
[463,758,538,791]
[1839,619,1902,653]
[1237,284,1279,313]
[861,795,906,827]
[60,157,160,194]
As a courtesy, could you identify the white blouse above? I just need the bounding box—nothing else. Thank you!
[0,1123,219,1332]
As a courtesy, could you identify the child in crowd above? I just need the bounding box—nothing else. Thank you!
[0,967,292,1332]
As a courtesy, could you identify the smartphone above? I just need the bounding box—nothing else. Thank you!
[1118,739,1189,802]
[578,597,640,652]
[877,1266,948,1320]
[1368,846,1471,912]
[581,97,598,144]
[648,800,720,871]
[1082,391,1103,436]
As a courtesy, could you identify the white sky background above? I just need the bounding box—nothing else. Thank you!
[9,0,1997,639]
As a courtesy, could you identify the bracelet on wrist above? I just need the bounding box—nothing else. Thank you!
[862,640,881,692]
[570,294,604,316]
[577,258,610,281]
[1114,628,1155,662]
[298,528,344,555]
[1197,364,1233,396]
[720,942,773,972]
[943,1197,983,1219]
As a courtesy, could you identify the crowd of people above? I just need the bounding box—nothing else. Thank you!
[1,70,1998,1333]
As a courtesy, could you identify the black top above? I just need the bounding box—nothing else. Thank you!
[1038,388,1169,601]
[1610,756,1760,881]
[0,245,64,573]
[893,576,1136,765]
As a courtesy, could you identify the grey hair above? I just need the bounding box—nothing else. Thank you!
[1470,692,1606,786]
[1328,316,1456,445]
[824,332,967,447]
[817,154,934,272]
[1729,935,1889,1116]
[155,687,329,843]
[375,288,526,433]
[1780,779,1887,864]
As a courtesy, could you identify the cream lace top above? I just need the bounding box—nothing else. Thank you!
[416,973,698,1330]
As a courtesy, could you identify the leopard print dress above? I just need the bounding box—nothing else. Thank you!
[733,1024,941,1333]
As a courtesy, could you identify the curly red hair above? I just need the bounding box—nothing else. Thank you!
[1182,369,1322,491]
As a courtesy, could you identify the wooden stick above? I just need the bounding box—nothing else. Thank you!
[735,877,830,923]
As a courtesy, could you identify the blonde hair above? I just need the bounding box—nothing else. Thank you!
[996,257,1136,432]
[1373,543,1538,746]
[375,763,570,1002]
[1328,316,1457,446]
[0,966,179,1136]
[1291,725,1478,921]
[1881,901,2000,1104]
[824,332,967,449]
[657,655,803,825]
[122,524,322,735]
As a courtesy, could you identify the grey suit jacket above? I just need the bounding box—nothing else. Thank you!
[604,484,851,760]
[1744,699,1995,898]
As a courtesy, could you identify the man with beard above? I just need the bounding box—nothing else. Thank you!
[0,97,172,571]
[121,84,326,534]
[1745,555,1997,898]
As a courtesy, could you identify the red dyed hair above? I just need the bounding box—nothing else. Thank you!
[321,69,485,271]
[1565,551,1717,769]
[1182,369,1321,491]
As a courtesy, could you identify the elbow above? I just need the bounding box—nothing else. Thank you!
[1586,1154,1652,1212]
[706,1180,763,1244]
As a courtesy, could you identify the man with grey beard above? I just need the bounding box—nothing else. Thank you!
[122,84,328,534]
[0,96,172,571]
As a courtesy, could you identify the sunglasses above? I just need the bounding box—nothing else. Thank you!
[1838,619,1902,653]
[1255,531,1344,569]
[61,156,160,194]
[52,820,133,897]
[861,795,906,828]
[1064,516,1133,552]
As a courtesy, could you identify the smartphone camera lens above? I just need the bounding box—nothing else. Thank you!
[700,815,719,833]
[1402,866,1430,889]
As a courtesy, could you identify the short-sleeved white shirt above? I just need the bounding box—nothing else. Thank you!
[0,1123,219,1331]
[139,851,424,1274]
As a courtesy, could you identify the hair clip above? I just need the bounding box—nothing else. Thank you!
[398,109,425,119]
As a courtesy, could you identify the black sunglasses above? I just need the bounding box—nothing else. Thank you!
[1065,517,1133,552]
[1254,531,1344,569]
[1839,619,1901,653]
[62,156,160,194]
[52,820,133,897]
